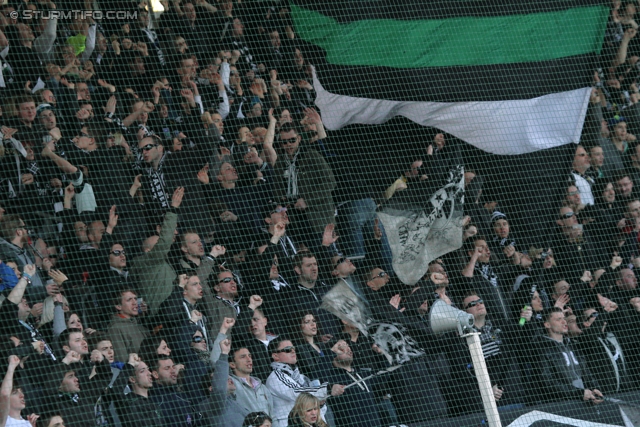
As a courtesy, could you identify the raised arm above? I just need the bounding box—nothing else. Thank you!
[7,265,35,305]
[461,246,480,278]
[262,108,278,167]
[0,356,21,427]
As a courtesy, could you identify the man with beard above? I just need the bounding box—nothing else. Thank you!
[321,339,382,427]
[0,216,46,296]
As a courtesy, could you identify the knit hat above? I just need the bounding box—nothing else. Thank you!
[490,211,507,225]
[36,103,54,118]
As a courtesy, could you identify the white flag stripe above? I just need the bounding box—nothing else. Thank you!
[312,68,590,156]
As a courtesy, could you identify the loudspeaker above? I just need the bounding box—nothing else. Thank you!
[429,299,475,335]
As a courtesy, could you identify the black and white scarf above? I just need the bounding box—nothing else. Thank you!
[476,263,499,288]
[146,154,170,210]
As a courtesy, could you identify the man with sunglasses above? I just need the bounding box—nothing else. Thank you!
[135,131,218,226]
[552,206,611,284]
[89,240,140,330]
[266,337,344,427]
[209,269,262,339]
[444,291,521,415]
[273,123,336,242]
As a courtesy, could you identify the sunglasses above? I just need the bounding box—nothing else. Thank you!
[110,250,126,256]
[141,143,158,152]
[269,206,287,215]
[567,191,580,196]
[465,299,484,309]
[588,312,599,320]
[275,346,295,354]
[374,271,387,279]
[218,277,234,284]
[192,335,206,343]
[559,211,575,219]
[280,137,297,145]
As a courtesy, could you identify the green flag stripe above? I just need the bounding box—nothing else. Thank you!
[291,3,609,69]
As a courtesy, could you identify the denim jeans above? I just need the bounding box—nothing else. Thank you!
[338,198,393,273]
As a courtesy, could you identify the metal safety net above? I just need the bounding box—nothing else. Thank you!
[0,0,639,426]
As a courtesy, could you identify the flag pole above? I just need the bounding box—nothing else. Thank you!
[462,331,502,427]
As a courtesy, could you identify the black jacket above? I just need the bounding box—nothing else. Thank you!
[322,365,382,427]
[551,229,612,284]
[443,318,523,414]
[574,310,631,394]
[533,334,600,402]
[118,392,166,427]
[149,383,198,427]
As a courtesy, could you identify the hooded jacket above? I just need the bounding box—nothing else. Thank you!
[197,358,247,427]
[229,372,274,419]
[534,334,600,401]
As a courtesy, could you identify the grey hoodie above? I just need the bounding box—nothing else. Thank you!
[197,358,247,427]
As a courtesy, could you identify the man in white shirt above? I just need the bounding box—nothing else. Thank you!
[0,355,37,426]
[572,145,595,206]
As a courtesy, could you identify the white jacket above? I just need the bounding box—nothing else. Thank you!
[266,362,328,427]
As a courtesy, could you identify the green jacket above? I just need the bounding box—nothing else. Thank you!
[107,314,149,363]
[130,211,178,316]
[274,147,336,234]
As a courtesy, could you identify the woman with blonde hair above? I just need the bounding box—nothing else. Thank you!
[287,393,327,427]
[36,293,69,343]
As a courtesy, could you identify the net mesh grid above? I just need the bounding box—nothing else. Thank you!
[0,1,638,427]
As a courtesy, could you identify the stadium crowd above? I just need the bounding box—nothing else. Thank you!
[1,0,640,426]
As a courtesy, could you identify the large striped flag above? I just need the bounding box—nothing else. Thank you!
[290,0,609,155]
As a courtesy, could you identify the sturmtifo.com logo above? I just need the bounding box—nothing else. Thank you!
[16,10,138,20]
